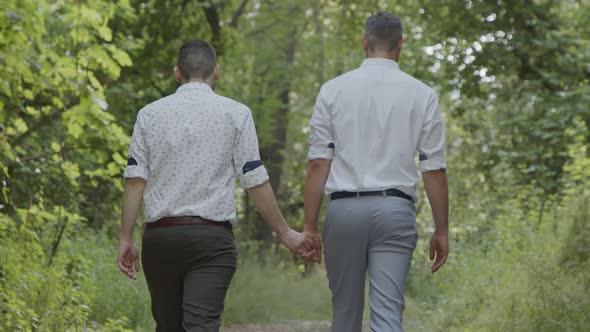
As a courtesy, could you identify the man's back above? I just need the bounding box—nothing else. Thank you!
[119,39,310,332]
[310,58,446,200]
[125,82,268,223]
[303,12,449,332]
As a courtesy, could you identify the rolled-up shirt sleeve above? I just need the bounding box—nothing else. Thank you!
[418,91,447,172]
[124,111,150,180]
[233,110,269,189]
[308,87,335,160]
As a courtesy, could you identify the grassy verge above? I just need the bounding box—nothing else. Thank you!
[223,260,332,325]
[406,193,590,331]
[73,191,590,332]
[74,232,334,330]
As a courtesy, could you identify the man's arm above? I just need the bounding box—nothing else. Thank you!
[231,109,311,259]
[422,169,449,273]
[301,158,331,261]
[118,177,146,280]
[246,181,309,256]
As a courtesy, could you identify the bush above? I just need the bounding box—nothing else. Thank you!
[0,209,93,331]
[405,191,590,332]
[71,230,154,331]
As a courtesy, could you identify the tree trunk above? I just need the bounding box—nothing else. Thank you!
[255,29,298,256]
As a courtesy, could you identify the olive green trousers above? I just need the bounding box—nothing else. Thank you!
[141,224,237,332]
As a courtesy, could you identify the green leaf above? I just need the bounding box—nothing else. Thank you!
[97,26,112,42]
[110,47,132,67]
[50,142,61,152]
[22,89,34,100]
[62,161,81,181]
[0,81,11,97]
[68,122,83,139]
[25,106,39,117]
[112,152,126,166]
[13,118,28,133]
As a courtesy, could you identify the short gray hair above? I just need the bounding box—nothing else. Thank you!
[177,39,217,80]
[364,12,403,52]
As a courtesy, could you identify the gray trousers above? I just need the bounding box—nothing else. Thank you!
[141,224,237,332]
[323,196,417,332]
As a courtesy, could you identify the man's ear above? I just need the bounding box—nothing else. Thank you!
[213,64,220,81]
[395,37,404,60]
[173,66,183,83]
[362,35,369,52]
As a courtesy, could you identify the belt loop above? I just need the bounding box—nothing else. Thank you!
[356,192,360,199]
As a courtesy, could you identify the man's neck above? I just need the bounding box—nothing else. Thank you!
[182,79,212,86]
[366,53,398,61]
[366,47,401,62]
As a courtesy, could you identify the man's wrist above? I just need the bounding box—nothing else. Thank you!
[303,224,319,233]
[275,224,290,238]
[434,227,448,236]
[119,233,133,243]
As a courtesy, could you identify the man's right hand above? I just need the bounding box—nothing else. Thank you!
[118,239,140,280]
[279,228,322,263]
[278,228,305,253]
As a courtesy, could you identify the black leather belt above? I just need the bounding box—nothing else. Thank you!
[330,188,414,203]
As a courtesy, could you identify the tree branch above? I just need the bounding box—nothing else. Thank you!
[151,81,168,98]
[10,109,65,147]
[229,0,250,28]
[47,207,67,267]
[246,18,281,38]
[199,1,223,53]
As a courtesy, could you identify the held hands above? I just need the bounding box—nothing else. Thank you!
[298,230,322,263]
[118,239,141,280]
[278,228,322,263]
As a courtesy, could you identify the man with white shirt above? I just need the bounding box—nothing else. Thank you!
[302,12,449,332]
[118,40,309,331]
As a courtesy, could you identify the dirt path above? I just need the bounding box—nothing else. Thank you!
[221,320,371,332]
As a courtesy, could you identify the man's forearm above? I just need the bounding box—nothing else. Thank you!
[422,170,448,234]
[120,178,146,241]
[246,181,289,236]
[303,159,331,232]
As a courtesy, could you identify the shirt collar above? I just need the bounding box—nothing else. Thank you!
[360,58,400,70]
[176,82,213,93]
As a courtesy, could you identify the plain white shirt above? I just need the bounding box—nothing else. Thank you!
[124,82,269,224]
[308,58,446,200]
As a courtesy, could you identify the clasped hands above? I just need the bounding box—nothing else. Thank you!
[278,228,322,263]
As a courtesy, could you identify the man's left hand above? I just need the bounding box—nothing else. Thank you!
[429,232,448,273]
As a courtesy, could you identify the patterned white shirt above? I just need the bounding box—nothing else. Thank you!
[308,58,446,201]
[124,82,269,224]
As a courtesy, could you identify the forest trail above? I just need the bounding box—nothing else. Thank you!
[221,320,367,332]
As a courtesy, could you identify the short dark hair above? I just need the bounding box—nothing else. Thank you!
[364,12,403,52]
[177,39,217,80]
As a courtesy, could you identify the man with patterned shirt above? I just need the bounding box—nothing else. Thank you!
[118,40,313,331]
[302,12,449,332]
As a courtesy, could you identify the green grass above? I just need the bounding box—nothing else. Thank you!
[71,231,154,331]
[71,194,590,332]
[223,259,333,325]
[404,194,590,332]
[74,232,334,330]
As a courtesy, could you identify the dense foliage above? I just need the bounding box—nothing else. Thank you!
[1,0,589,331]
